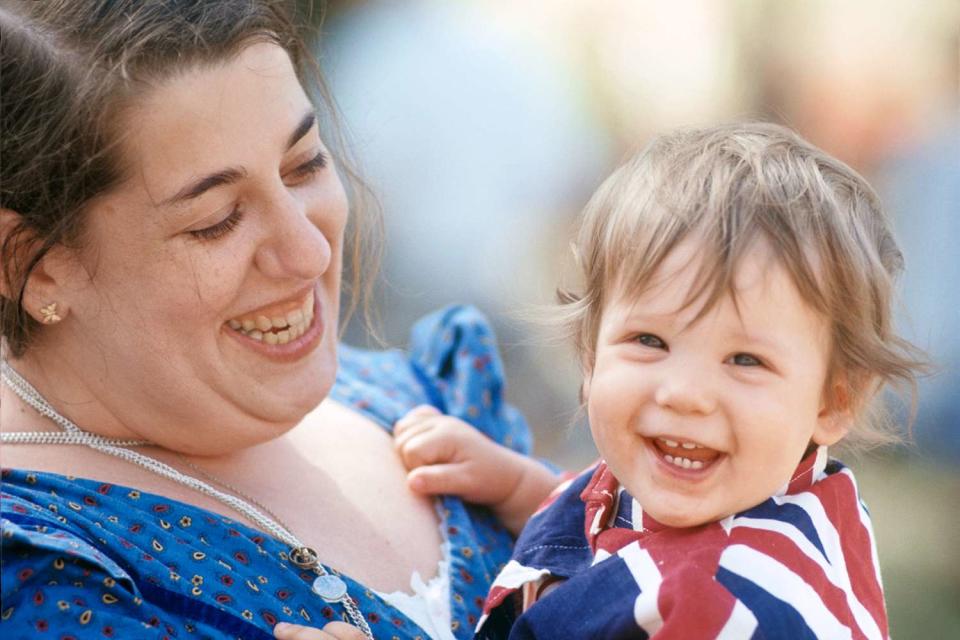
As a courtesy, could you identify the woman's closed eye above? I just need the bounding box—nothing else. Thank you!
[284,150,327,184]
[187,151,328,242]
[188,207,244,241]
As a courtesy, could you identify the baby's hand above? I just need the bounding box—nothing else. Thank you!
[394,405,561,535]
[394,405,520,503]
[273,621,367,639]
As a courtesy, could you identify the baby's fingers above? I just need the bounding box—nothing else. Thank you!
[394,404,441,436]
[395,425,459,470]
[392,419,436,454]
[273,621,367,640]
[273,621,332,639]
[406,462,471,496]
[320,622,369,640]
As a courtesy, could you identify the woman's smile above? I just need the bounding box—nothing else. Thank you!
[224,287,325,360]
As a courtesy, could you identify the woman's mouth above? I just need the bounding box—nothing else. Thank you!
[650,436,721,472]
[226,291,315,345]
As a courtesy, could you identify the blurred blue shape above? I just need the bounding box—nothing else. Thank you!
[322,0,610,337]
[882,121,960,466]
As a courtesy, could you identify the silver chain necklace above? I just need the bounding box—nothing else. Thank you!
[0,360,373,638]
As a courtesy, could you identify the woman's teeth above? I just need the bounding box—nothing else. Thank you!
[227,293,315,345]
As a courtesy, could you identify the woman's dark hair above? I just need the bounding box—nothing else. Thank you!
[0,0,379,357]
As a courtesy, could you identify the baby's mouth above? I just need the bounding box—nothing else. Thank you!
[226,290,315,345]
[651,437,721,470]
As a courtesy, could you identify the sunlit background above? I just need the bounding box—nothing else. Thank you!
[306,1,958,636]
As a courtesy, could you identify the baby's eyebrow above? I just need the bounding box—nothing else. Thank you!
[725,330,784,353]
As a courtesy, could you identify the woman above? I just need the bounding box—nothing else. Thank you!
[0,1,547,638]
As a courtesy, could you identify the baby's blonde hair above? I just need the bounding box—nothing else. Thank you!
[559,122,926,450]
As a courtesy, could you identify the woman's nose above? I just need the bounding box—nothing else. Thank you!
[254,188,332,281]
[653,363,716,416]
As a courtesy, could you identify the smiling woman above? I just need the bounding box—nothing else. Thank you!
[0,2,539,639]
[19,41,351,453]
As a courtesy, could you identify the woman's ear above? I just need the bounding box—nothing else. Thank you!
[0,208,75,325]
[813,376,860,446]
[21,244,80,325]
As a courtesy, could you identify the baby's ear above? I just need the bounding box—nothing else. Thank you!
[814,374,869,446]
[579,353,595,404]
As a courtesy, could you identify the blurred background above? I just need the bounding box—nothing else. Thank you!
[307,1,957,636]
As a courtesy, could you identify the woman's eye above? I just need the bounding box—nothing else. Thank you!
[285,150,328,183]
[635,334,666,349]
[188,208,243,241]
[729,353,763,367]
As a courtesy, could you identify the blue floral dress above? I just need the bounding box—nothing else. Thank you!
[1,306,531,640]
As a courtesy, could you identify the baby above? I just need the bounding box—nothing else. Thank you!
[394,123,923,639]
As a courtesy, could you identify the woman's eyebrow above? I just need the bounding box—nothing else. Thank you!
[161,168,247,206]
[286,110,316,150]
[159,110,316,208]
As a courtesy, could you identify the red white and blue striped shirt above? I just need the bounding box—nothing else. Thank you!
[477,447,889,639]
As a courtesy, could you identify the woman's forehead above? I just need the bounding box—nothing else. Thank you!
[114,43,312,205]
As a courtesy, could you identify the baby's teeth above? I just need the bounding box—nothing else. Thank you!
[664,453,705,470]
[249,330,263,341]
[264,332,278,345]
[271,316,287,329]
[681,442,699,450]
[276,329,291,344]
[256,316,272,332]
[287,309,304,326]
[662,438,679,447]
[242,319,256,332]
[228,319,242,330]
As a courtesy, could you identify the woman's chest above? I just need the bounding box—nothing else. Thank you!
[242,415,445,592]
[6,403,445,594]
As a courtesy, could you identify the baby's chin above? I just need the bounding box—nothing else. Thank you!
[646,509,719,529]
[630,493,733,529]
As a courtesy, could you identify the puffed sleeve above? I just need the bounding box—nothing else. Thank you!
[2,495,277,640]
[406,305,532,455]
[1,500,172,639]
[334,305,532,454]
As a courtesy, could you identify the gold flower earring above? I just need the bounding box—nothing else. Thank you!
[39,302,62,324]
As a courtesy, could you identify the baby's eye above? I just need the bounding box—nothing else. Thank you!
[635,334,666,349]
[728,353,763,367]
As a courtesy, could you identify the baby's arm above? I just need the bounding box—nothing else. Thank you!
[393,405,562,536]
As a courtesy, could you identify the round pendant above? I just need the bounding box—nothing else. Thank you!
[312,574,348,602]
